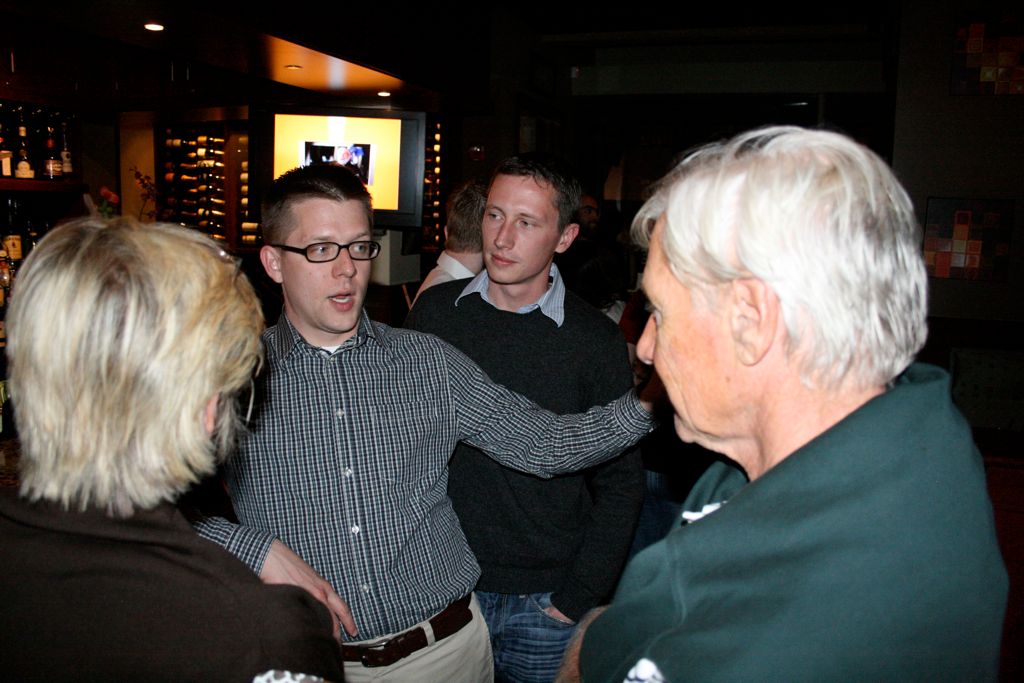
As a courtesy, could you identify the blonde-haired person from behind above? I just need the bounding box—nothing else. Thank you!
[0,217,343,682]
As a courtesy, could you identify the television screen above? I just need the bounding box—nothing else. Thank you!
[265,108,425,229]
[274,114,403,211]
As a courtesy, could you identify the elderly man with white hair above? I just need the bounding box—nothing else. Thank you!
[558,126,1007,682]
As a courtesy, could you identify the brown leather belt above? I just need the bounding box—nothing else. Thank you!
[342,594,473,668]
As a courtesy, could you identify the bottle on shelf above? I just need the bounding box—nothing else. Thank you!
[0,248,9,315]
[2,198,25,263]
[0,246,14,302]
[60,120,73,175]
[0,122,12,179]
[42,124,63,181]
[14,109,35,179]
[165,172,200,183]
[26,218,42,254]
[0,245,9,358]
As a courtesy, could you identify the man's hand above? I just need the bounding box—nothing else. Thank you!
[555,606,607,683]
[637,366,665,414]
[260,539,358,638]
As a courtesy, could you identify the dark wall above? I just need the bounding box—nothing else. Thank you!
[893,0,1024,322]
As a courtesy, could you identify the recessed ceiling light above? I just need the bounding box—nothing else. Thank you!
[377,91,391,97]
[144,22,165,32]
[284,64,303,70]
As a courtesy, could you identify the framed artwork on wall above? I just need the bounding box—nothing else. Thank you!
[923,197,1013,281]
[951,17,1024,96]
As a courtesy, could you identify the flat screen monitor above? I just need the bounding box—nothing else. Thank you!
[263,107,425,229]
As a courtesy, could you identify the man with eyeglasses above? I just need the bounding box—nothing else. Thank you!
[196,163,655,683]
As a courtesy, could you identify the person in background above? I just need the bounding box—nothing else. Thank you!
[407,154,643,683]
[195,164,654,683]
[0,217,343,682]
[558,126,1008,682]
[558,191,629,324]
[576,194,601,237]
[413,179,487,303]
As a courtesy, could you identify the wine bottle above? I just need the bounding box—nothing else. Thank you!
[0,248,10,312]
[14,110,35,179]
[165,173,200,183]
[42,124,63,180]
[2,198,24,262]
[60,120,73,175]
[0,122,12,178]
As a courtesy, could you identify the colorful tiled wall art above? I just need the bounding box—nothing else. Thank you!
[951,17,1024,95]
[924,197,1013,281]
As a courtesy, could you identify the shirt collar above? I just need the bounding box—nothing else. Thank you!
[274,309,387,359]
[436,251,478,281]
[455,263,566,327]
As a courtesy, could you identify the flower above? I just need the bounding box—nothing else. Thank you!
[130,166,159,221]
[97,186,120,218]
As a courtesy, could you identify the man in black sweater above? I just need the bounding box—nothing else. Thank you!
[406,154,643,683]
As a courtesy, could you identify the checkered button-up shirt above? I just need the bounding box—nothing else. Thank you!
[197,312,651,640]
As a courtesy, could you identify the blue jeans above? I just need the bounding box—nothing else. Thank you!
[627,469,685,561]
[476,590,577,683]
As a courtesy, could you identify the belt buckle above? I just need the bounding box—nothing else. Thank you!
[358,638,394,668]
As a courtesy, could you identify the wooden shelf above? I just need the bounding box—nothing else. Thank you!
[0,178,87,194]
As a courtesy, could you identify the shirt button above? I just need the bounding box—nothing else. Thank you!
[335,408,345,419]
[361,583,371,593]
[350,524,360,535]
[343,467,354,478]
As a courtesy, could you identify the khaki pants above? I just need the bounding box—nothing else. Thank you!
[343,593,493,683]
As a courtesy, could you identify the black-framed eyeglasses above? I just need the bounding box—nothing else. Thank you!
[271,240,381,263]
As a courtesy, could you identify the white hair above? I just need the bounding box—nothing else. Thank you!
[633,126,928,391]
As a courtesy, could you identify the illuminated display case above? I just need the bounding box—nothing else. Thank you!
[156,121,251,249]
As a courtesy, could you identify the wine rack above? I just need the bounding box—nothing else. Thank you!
[157,123,255,249]
[423,117,444,250]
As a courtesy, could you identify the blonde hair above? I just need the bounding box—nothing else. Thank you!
[7,217,264,517]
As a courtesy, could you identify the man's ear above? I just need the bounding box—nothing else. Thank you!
[728,278,778,367]
[259,245,284,284]
[555,223,580,254]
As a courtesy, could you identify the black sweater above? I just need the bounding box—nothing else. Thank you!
[405,279,643,620]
